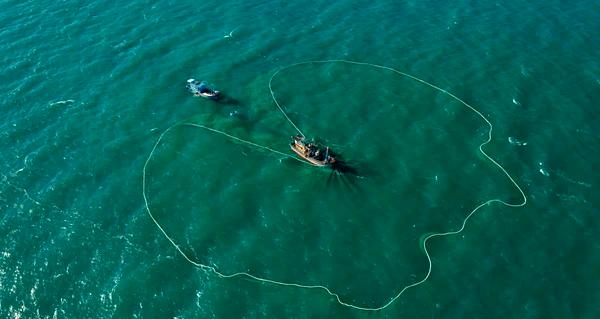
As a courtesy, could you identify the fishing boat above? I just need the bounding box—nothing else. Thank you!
[290,135,336,167]
[186,79,220,100]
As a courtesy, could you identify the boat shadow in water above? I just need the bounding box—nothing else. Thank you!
[331,159,359,176]
[325,157,367,194]
[215,93,242,106]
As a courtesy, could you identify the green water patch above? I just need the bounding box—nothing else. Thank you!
[143,62,523,307]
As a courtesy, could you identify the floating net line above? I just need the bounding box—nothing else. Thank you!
[142,60,527,311]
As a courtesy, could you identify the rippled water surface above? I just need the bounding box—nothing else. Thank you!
[1,0,598,318]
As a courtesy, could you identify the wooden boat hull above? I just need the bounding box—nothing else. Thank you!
[290,144,328,167]
[198,91,220,100]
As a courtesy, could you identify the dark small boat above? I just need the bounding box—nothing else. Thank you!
[186,79,220,100]
[290,135,336,167]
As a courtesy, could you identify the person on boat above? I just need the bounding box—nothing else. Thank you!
[187,79,220,99]
[290,135,338,166]
[314,149,321,159]
[323,147,336,164]
[197,82,212,94]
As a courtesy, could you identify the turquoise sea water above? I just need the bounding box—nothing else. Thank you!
[1,0,598,318]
